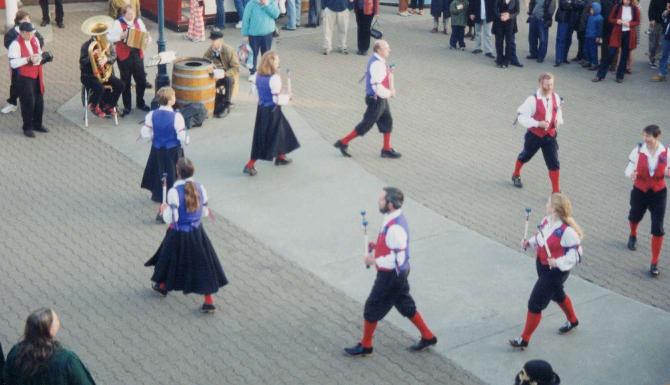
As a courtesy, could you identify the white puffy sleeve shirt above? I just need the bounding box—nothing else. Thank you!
[162,178,210,225]
[269,74,290,106]
[528,216,582,272]
[375,210,408,270]
[140,106,187,144]
[517,90,564,129]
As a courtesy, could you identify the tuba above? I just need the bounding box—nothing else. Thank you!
[81,15,115,83]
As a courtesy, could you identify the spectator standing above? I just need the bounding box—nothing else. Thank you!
[322,0,353,54]
[284,0,302,29]
[235,0,249,28]
[648,0,667,68]
[592,0,640,82]
[186,0,206,41]
[569,0,586,62]
[527,0,557,63]
[39,0,64,28]
[650,1,670,81]
[450,0,469,48]
[242,0,280,80]
[583,2,603,69]
[410,0,426,15]
[431,0,451,33]
[554,0,574,66]
[493,0,523,67]
[468,0,496,58]
[307,0,322,26]
[399,0,410,16]
[354,0,379,55]
[215,0,226,29]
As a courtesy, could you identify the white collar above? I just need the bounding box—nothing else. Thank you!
[373,53,386,63]
[173,177,194,187]
[535,89,554,99]
[382,209,403,227]
[122,17,136,25]
[641,143,666,156]
[543,215,564,233]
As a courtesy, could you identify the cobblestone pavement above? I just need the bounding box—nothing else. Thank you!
[0,10,485,385]
[274,5,670,311]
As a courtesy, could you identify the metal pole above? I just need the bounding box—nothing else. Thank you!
[155,0,170,89]
[5,0,18,33]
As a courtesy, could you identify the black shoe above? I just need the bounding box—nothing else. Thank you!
[592,77,604,82]
[334,140,352,157]
[146,83,153,89]
[243,166,257,176]
[472,49,482,54]
[152,283,168,296]
[34,126,49,133]
[121,108,132,117]
[509,337,528,349]
[563,60,570,64]
[536,58,544,63]
[627,235,637,250]
[650,264,660,277]
[512,175,523,188]
[273,30,280,37]
[200,303,216,313]
[57,21,64,28]
[357,50,368,56]
[510,62,524,67]
[496,63,505,68]
[485,52,495,59]
[155,213,165,224]
[558,320,579,334]
[410,336,437,351]
[23,130,35,138]
[305,23,318,28]
[553,62,561,67]
[40,20,50,27]
[526,55,537,60]
[570,56,581,62]
[381,148,402,159]
[215,106,230,118]
[344,343,373,357]
[274,157,292,166]
[615,78,623,83]
[137,104,151,112]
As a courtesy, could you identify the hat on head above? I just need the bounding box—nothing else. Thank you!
[515,360,560,385]
[19,22,36,32]
[209,30,224,40]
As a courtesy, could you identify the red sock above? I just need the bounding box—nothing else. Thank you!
[549,170,560,193]
[245,159,256,169]
[277,153,286,160]
[383,133,392,151]
[361,320,377,348]
[558,296,578,323]
[513,160,524,177]
[521,311,542,342]
[629,221,639,237]
[410,312,435,340]
[204,294,214,305]
[159,282,166,290]
[341,130,358,145]
[651,235,664,265]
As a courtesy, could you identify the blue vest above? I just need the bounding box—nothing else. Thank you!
[172,183,204,232]
[256,75,276,107]
[152,110,180,149]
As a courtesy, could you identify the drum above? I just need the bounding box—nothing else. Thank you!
[125,28,148,50]
[172,57,216,117]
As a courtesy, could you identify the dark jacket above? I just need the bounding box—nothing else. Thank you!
[79,38,117,78]
[4,26,45,50]
[450,0,470,26]
[493,0,520,32]
[323,0,354,11]
[3,344,96,385]
[585,2,604,37]
[661,9,670,39]
[468,0,496,23]
[648,0,666,23]
[528,0,556,25]
[555,0,574,23]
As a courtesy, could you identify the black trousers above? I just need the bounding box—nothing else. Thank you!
[528,259,570,313]
[597,31,630,80]
[39,0,64,23]
[494,22,516,65]
[355,10,373,53]
[214,77,233,114]
[81,75,125,109]
[354,96,393,136]
[7,69,19,105]
[17,76,43,132]
[364,270,417,322]
[118,52,148,109]
[575,30,585,60]
[629,187,667,236]
[517,131,559,170]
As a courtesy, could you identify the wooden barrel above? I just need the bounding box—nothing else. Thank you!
[172,57,215,117]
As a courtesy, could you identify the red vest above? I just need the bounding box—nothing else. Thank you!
[115,18,144,61]
[537,221,568,266]
[634,146,668,193]
[17,36,44,94]
[528,93,558,138]
[382,68,390,90]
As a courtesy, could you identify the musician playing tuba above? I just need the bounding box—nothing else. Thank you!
[79,15,125,119]
[108,4,151,117]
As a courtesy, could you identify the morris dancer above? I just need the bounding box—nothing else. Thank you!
[334,40,401,159]
[145,157,228,314]
[344,187,437,356]
[511,72,564,193]
[510,193,583,349]
[625,124,669,277]
[243,51,300,176]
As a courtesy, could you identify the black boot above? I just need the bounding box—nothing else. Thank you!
[650,264,660,277]
[344,343,373,357]
[627,235,637,250]
[509,337,528,349]
[380,148,402,159]
[512,175,523,188]
[334,140,352,157]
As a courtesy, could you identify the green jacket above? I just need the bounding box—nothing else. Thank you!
[450,0,469,26]
[4,344,96,385]
[204,44,240,89]
[241,0,280,37]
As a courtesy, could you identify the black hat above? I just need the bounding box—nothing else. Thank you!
[515,360,560,385]
[209,30,224,40]
[19,22,36,32]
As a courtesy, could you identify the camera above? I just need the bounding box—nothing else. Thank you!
[41,51,54,64]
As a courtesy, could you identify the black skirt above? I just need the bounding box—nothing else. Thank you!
[250,105,300,161]
[145,226,228,295]
[140,146,182,203]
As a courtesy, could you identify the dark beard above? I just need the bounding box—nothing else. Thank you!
[379,206,389,214]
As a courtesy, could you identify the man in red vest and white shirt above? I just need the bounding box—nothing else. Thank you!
[511,72,564,193]
[625,124,669,277]
[108,4,151,117]
[8,22,48,138]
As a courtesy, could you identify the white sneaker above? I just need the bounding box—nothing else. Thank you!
[248,74,256,83]
[1,103,17,114]
[235,22,242,29]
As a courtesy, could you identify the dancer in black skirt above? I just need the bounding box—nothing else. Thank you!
[243,51,300,176]
[145,157,228,313]
[510,193,583,349]
[140,87,186,222]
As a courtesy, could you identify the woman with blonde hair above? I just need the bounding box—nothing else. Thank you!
[510,193,583,349]
[243,51,300,176]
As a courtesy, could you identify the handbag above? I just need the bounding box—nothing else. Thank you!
[370,17,383,39]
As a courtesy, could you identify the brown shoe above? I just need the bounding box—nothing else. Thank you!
[651,75,667,82]
[431,27,438,33]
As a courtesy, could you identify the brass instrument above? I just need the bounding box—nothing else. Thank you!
[81,15,115,83]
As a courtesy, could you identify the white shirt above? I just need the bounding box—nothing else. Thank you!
[517,89,564,129]
[621,6,632,32]
[625,143,667,178]
[8,36,42,69]
[162,178,210,224]
[140,106,188,144]
[269,74,290,105]
[369,53,392,99]
[375,209,408,270]
[528,215,582,272]
[107,17,149,44]
[480,0,486,20]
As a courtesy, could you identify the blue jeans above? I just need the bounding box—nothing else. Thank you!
[235,0,248,21]
[215,0,226,28]
[308,0,321,25]
[554,22,572,64]
[528,17,548,60]
[249,33,274,74]
[286,0,302,28]
[584,37,598,65]
[659,39,670,76]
